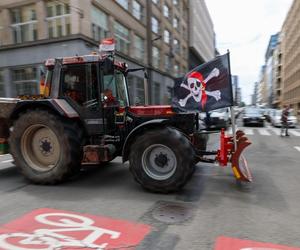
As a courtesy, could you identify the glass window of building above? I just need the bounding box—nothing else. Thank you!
[151,17,159,33]
[164,54,172,71]
[164,29,170,44]
[152,46,160,68]
[46,0,71,38]
[174,64,180,77]
[152,0,159,5]
[114,22,130,54]
[10,4,38,43]
[12,67,38,96]
[116,0,129,10]
[0,71,5,97]
[91,6,108,42]
[132,0,143,21]
[154,83,160,104]
[173,17,179,29]
[134,34,145,61]
[173,0,178,5]
[173,39,180,53]
[163,4,170,19]
[136,77,145,104]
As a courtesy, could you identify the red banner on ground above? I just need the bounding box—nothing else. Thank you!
[0,208,151,250]
[215,236,300,250]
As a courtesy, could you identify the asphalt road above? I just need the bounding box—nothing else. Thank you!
[0,121,300,250]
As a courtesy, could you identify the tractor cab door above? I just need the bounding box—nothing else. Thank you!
[100,67,129,135]
[61,63,104,135]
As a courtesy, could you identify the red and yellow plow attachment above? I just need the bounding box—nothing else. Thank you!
[216,129,252,182]
[196,128,252,182]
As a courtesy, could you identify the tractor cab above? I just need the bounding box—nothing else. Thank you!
[42,44,130,136]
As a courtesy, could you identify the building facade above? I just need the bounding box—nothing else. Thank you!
[231,75,241,106]
[281,0,300,117]
[264,33,279,107]
[272,35,282,108]
[189,0,215,69]
[0,0,195,105]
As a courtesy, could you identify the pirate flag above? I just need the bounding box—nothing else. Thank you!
[172,53,233,112]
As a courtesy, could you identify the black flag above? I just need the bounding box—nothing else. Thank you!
[172,53,233,112]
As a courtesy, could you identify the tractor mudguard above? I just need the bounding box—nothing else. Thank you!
[10,99,79,121]
[122,119,168,162]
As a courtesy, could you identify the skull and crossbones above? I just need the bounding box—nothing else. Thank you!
[179,68,221,107]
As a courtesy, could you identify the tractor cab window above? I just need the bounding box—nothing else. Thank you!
[103,70,129,107]
[43,67,53,97]
[61,64,98,108]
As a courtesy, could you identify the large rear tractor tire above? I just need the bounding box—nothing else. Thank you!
[9,110,82,184]
[129,127,195,193]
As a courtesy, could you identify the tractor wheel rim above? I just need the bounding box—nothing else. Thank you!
[21,124,60,172]
[142,144,177,181]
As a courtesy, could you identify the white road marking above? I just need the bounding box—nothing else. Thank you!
[294,146,300,152]
[244,128,254,135]
[270,128,281,135]
[1,159,13,164]
[289,130,300,136]
[258,129,271,136]
[0,154,11,159]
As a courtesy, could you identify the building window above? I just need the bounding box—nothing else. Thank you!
[164,29,170,44]
[136,77,145,104]
[152,46,160,68]
[91,6,108,42]
[173,17,179,29]
[154,83,160,104]
[173,39,180,53]
[12,67,38,96]
[46,0,71,38]
[10,5,38,43]
[132,0,143,21]
[164,54,172,71]
[174,64,180,77]
[0,70,5,97]
[151,17,159,33]
[116,0,129,10]
[133,34,144,61]
[163,4,170,19]
[114,22,130,54]
[173,0,178,5]
[152,0,159,5]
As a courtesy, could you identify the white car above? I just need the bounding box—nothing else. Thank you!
[271,109,298,128]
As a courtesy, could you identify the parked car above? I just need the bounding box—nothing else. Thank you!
[271,109,298,128]
[202,108,230,130]
[242,107,265,127]
[264,108,276,122]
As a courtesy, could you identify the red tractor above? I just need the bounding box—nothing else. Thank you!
[0,40,251,193]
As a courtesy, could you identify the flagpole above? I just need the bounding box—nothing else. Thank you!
[227,50,237,151]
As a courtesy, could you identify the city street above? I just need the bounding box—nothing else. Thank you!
[0,121,300,250]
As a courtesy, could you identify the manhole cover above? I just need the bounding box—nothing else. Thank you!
[152,202,193,224]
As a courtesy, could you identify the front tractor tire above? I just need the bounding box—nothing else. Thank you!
[9,110,82,184]
[129,127,195,193]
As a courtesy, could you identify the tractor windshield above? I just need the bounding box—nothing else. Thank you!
[103,70,129,107]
